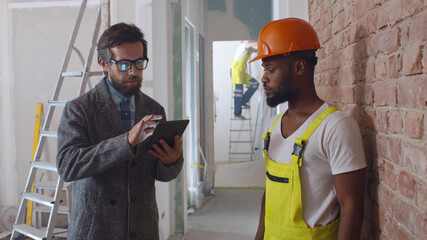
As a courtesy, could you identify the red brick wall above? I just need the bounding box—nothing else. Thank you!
[308,0,426,239]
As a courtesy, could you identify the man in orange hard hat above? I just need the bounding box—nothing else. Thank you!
[251,18,366,240]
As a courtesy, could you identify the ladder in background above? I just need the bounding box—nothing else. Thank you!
[228,90,255,163]
[11,0,103,239]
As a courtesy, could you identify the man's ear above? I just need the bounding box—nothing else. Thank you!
[293,59,306,76]
[99,57,109,72]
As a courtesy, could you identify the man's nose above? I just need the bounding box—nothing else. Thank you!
[261,72,268,84]
[128,63,138,74]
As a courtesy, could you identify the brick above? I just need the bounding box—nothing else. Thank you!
[388,109,403,134]
[353,38,370,61]
[402,43,423,76]
[377,134,401,164]
[370,28,399,55]
[388,53,402,79]
[332,10,346,34]
[332,0,344,17]
[339,65,357,85]
[339,86,355,103]
[383,161,398,189]
[416,180,427,213]
[397,171,415,199]
[387,0,404,24]
[375,57,387,80]
[377,184,394,214]
[355,0,375,19]
[320,22,332,44]
[400,21,410,48]
[355,83,373,105]
[376,109,388,133]
[397,77,424,109]
[364,59,376,83]
[423,46,427,75]
[415,210,427,238]
[395,199,417,235]
[349,23,368,45]
[402,0,424,19]
[398,227,412,240]
[345,4,357,27]
[376,2,389,29]
[383,215,398,240]
[402,141,427,177]
[404,110,424,139]
[373,81,397,106]
[362,108,376,130]
[408,10,427,44]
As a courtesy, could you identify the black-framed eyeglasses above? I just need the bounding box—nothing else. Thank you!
[110,57,149,72]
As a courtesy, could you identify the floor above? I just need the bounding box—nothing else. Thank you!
[169,188,264,240]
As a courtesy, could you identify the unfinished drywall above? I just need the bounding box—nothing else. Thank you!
[308,0,426,239]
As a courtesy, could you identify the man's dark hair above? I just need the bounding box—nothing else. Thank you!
[97,23,148,63]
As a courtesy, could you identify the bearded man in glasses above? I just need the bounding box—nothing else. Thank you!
[56,23,184,240]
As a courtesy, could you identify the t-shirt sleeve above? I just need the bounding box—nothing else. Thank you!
[326,116,367,175]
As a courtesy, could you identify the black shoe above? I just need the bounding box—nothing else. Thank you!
[242,104,250,109]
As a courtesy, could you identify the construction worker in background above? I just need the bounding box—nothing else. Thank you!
[251,18,366,240]
[231,40,260,119]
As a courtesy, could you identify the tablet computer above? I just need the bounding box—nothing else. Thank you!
[149,120,190,148]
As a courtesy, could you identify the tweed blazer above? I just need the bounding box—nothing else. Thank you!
[56,78,183,240]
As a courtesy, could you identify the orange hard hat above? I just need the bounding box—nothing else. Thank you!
[249,18,320,63]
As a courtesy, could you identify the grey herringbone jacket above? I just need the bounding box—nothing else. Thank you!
[56,78,183,240]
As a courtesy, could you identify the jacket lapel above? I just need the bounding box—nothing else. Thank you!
[95,78,127,135]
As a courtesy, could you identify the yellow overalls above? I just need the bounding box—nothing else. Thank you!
[231,53,255,89]
[262,107,340,240]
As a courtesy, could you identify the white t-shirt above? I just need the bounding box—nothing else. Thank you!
[266,103,367,228]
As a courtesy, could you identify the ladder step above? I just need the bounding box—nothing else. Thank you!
[13,224,46,240]
[34,181,71,190]
[48,100,67,106]
[40,131,58,138]
[230,129,251,132]
[35,205,70,215]
[32,161,58,172]
[230,141,253,143]
[229,152,254,154]
[231,118,251,120]
[61,71,103,77]
[22,192,55,207]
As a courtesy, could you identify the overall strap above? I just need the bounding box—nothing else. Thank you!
[292,107,340,166]
[262,111,286,151]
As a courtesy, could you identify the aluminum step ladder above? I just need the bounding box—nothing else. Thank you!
[11,1,103,239]
[228,87,255,163]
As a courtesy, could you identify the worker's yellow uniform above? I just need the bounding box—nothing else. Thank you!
[231,53,255,89]
[262,107,340,239]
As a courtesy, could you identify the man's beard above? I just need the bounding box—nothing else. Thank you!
[266,85,292,107]
[110,75,142,96]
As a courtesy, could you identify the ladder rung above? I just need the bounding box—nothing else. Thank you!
[22,192,54,207]
[230,129,251,132]
[230,141,253,143]
[35,205,70,215]
[48,100,67,106]
[229,152,254,154]
[32,161,58,172]
[62,71,103,77]
[231,118,251,120]
[40,131,58,138]
[34,181,71,190]
[12,224,45,240]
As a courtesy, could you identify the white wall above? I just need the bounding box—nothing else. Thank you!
[0,0,17,207]
[1,1,103,206]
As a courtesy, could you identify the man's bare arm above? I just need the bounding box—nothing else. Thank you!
[334,168,366,240]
